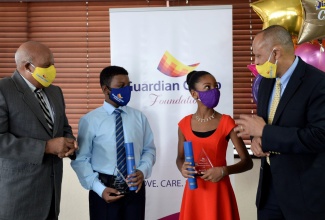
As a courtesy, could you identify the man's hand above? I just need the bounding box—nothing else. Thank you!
[102,187,124,203]
[126,169,144,193]
[251,137,269,158]
[234,114,266,137]
[45,137,78,158]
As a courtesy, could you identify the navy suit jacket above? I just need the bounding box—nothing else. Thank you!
[256,57,325,219]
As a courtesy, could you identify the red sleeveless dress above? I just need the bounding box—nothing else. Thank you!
[178,114,240,220]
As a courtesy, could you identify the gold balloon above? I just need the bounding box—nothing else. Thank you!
[251,0,303,36]
[297,0,325,44]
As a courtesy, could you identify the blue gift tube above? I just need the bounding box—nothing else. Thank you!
[125,142,138,191]
[183,141,197,190]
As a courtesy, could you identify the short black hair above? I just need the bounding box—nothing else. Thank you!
[186,70,211,91]
[99,65,129,87]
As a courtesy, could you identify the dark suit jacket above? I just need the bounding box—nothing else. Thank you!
[256,58,325,219]
[0,71,74,220]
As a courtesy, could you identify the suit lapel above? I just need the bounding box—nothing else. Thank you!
[272,59,305,124]
[258,77,275,121]
[12,71,53,136]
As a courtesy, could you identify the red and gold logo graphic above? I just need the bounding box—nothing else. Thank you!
[157,51,200,77]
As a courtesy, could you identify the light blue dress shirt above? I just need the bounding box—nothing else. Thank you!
[268,56,299,116]
[71,101,156,197]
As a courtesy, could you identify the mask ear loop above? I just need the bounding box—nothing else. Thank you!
[29,62,36,68]
[190,89,199,101]
[271,56,278,79]
[194,90,202,101]
[26,62,35,74]
[106,86,112,96]
[267,48,276,61]
[268,48,278,66]
[102,85,111,95]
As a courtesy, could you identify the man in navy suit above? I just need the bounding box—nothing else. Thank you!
[235,25,325,220]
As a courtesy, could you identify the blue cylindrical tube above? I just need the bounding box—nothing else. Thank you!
[125,142,138,191]
[183,141,197,190]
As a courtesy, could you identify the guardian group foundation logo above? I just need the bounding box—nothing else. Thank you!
[112,93,124,103]
[130,50,201,106]
[157,51,200,77]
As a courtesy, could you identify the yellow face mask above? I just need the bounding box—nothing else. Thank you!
[247,49,278,79]
[29,63,56,87]
[256,49,277,78]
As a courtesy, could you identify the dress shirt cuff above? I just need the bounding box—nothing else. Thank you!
[92,178,106,198]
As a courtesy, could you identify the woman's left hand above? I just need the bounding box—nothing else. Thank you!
[200,167,225,182]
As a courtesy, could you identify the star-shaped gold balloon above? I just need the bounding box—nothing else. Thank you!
[297,0,325,44]
[251,0,303,36]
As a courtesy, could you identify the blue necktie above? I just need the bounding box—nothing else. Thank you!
[114,109,127,178]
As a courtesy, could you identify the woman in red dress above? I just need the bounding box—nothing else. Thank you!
[176,70,253,220]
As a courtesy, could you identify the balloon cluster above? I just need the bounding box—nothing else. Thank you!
[251,0,325,44]
[252,75,262,104]
[295,40,325,71]
[250,0,325,103]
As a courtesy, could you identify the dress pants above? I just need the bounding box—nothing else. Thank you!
[257,163,285,220]
[89,174,146,220]
[46,190,58,220]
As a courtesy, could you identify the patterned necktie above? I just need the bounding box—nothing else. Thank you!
[35,89,54,131]
[268,78,281,124]
[114,109,127,178]
[267,79,281,165]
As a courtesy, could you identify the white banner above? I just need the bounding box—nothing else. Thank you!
[110,5,233,219]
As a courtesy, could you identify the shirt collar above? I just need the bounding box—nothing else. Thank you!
[20,74,37,92]
[103,101,126,115]
[278,56,299,86]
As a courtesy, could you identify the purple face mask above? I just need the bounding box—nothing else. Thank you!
[196,88,220,108]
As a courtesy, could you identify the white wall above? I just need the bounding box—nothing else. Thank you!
[233,158,260,220]
[60,158,260,220]
[60,159,88,220]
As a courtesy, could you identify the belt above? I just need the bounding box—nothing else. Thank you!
[266,151,281,165]
[98,172,129,194]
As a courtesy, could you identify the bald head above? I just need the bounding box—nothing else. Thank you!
[252,25,296,77]
[15,41,55,88]
[255,25,295,55]
[15,41,54,71]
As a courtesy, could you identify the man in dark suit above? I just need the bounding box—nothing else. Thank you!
[0,41,78,220]
[234,25,325,220]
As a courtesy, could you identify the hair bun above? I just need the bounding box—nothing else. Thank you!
[186,70,197,85]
